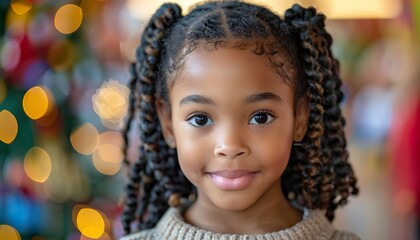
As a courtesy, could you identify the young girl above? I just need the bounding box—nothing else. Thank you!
[120,1,359,239]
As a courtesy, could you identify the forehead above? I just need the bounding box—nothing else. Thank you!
[168,47,295,103]
[170,45,295,89]
[184,48,264,78]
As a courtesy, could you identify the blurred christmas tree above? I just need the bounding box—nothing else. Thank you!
[0,0,140,239]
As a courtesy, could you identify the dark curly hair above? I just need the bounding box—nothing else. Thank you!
[121,0,359,235]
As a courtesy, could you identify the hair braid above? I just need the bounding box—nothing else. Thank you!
[322,32,359,218]
[122,63,139,167]
[121,3,183,234]
[284,5,325,209]
[284,4,358,220]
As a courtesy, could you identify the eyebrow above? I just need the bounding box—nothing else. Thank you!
[179,92,282,106]
[244,92,282,104]
[179,95,214,106]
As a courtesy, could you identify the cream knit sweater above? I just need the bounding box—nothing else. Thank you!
[121,207,359,240]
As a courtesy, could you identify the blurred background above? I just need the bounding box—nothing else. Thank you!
[0,0,419,239]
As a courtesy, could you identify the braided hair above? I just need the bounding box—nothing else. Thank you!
[121,0,359,234]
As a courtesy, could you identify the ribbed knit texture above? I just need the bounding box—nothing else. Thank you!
[120,207,359,240]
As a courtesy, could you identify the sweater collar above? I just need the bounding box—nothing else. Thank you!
[155,207,335,240]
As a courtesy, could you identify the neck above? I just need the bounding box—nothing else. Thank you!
[184,180,302,234]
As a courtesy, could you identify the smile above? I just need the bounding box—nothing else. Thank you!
[207,170,258,191]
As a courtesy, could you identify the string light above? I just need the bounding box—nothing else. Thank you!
[0,110,18,144]
[92,131,123,175]
[10,0,32,15]
[92,145,122,176]
[0,225,21,240]
[76,208,106,239]
[23,147,52,183]
[22,86,50,120]
[92,80,129,129]
[70,123,100,155]
[54,4,83,34]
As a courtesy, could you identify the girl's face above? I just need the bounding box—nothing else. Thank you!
[157,46,308,211]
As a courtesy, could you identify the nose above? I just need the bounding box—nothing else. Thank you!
[214,127,250,159]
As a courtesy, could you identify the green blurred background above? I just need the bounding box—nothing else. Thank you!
[1,0,420,239]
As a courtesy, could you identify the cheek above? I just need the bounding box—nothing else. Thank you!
[175,135,209,185]
[172,122,209,172]
[252,123,294,170]
[259,138,292,166]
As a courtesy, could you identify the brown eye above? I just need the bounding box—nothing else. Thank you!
[187,114,214,127]
[249,112,275,125]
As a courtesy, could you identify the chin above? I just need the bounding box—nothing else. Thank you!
[209,195,256,212]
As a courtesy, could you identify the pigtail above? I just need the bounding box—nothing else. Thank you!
[121,63,138,167]
[121,3,183,234]
[284,4,358,220]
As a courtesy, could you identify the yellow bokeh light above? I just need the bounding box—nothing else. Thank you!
[0,110,18,144]
[98,144,123,163]
[70,123,99,155]
[92,80,129,125]
[0,225,21,240]
[92,146,122,175]
[22,86,49,120]
[99,131,124,151]
[0,79,6,103]
[76,208,105,239]
[10,0,32,15]
[24,147,52,183]
[92,131,123,175]
[54,4,83,34]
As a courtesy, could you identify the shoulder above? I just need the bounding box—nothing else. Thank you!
[303,209,360,240]
[118,207,182,240]
[119,229,157,240]
[331,230,361,240]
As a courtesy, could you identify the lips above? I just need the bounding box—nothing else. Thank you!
[209,170,256,178]
[207,170,257,190]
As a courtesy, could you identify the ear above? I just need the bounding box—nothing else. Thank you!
[156,98,176,148]
[293,97,309,142]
